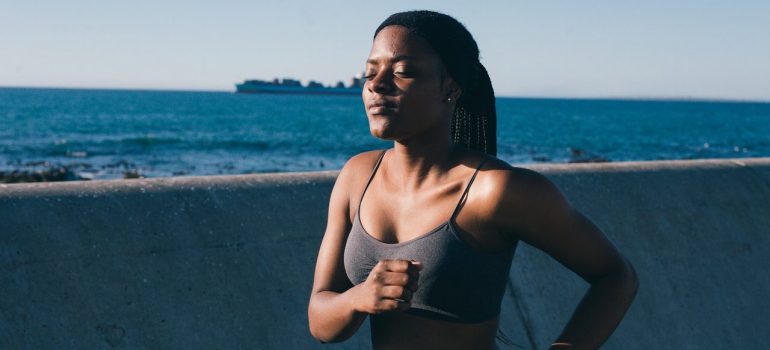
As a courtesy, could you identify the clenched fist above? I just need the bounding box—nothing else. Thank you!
[351,259,423,314]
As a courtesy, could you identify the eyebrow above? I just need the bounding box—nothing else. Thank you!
[366,55,415,65]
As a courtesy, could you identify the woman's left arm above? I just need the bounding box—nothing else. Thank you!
[491,167,639,350]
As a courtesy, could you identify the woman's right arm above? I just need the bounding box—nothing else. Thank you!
[308,153,421,343]
[307,156,368,343]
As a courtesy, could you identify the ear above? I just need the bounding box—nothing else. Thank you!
[440,73,462,102]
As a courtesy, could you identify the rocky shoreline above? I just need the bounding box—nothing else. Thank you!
[0,160,146,184]
[0,166,85,183]
[1,147,610,184]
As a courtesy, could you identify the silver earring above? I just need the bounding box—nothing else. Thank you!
[446,97,452,102]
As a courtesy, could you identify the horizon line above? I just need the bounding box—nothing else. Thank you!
[1,84,768,104]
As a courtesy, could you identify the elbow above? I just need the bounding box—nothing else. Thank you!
[591,255,639,299]
[307,306,352,344]
[625,257,640,298]
[308,309,334,344]
[307,288,366,344]
[614,256,639,300]
[309,327,330,344]
[308,317,332,343]
[309,324,348,344]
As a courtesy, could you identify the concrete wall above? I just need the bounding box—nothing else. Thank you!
[1,157,768,349]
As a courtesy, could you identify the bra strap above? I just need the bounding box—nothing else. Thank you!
[358,148,388,209]
[450,156,487,221]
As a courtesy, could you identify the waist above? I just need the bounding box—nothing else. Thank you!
[370,310,499,350]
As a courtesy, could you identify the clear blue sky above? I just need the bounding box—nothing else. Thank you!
[2,0,768,100]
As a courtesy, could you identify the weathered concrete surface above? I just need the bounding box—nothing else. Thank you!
[1,157,768,349]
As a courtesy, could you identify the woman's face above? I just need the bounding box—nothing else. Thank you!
[363,25,457,141]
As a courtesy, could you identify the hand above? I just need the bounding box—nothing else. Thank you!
[351,259,422,314]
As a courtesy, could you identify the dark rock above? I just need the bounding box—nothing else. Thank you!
[567,147,611,163]
[123,169,144,179]
[0,166,86,183]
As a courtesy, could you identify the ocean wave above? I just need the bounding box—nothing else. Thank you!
[30,136,272,156]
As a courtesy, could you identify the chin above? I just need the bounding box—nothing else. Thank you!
[369,126,400,141]
[367,116,400,139]
[370,129,396,141]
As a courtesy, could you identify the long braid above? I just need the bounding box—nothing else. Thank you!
[451,62,497,156]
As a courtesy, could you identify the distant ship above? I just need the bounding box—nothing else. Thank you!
[236,73,365,95]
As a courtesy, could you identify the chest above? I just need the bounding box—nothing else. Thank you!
[343,215,516,323]
[344,213,513,287]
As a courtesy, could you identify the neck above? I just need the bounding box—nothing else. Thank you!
[387,129,460,192]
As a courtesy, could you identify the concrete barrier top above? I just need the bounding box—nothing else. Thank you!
[1,156,769,349]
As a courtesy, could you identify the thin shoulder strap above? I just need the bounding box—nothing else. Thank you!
[450,156,488,221]
[358,148,388,209]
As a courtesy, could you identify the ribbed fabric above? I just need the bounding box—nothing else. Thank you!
[344,148,516,323]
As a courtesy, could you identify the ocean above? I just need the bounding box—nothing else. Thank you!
[1,87,769,181]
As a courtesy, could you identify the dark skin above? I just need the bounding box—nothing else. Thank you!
[308,25,639,350]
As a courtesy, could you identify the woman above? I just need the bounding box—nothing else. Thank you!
[308,10,638,350]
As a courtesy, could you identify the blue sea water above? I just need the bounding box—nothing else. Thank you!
[1,87,769,180]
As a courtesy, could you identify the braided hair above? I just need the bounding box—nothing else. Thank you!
[374,10,497,156]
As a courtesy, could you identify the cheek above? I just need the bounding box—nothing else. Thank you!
[399,89,443,122]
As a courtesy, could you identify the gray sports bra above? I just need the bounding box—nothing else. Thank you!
[343,148,516,323]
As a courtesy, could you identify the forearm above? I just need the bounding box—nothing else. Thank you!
[550,260,639,350]
[308,284,369,343]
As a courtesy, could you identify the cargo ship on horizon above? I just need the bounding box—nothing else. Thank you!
[235,73,365,95]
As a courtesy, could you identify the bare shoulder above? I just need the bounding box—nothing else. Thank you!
[473,156,572,240]
[342,149,386,175]
[335,149,388,219]
[474,155,564,205]
[337,149,386,191]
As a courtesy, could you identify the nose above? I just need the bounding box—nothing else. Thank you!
[366,70,394,95]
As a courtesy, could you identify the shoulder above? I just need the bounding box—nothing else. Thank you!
[472,153,561,201]
[331,149,388,213]
[337,149,387,183]
[472,155,572,240]
[481,158,563,201]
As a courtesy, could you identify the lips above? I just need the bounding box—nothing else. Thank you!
[368,99,398,114]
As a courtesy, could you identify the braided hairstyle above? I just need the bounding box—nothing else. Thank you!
[374,10,497,156]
